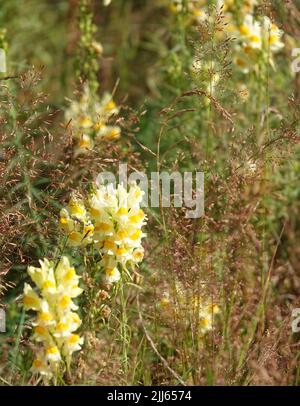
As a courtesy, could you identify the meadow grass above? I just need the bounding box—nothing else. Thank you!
[1,0,300,386]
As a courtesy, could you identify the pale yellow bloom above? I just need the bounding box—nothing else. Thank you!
[64,334,84,355]
[233,14,284,73]
[160,283,219,337]
[59,196,94,247]
[218,0,257,15]
[65,84,121,153]
[60,182,147,285]
[46,345,61,362]
[104,267,121,284]
[31,354,52,378]
[88,183,147,269]
[239,14,263,50]
[77,134,94,152]
[23,284,42,311]
[23,257,83,380]
[262,17,284,52]
[170,0,208,22]
[97,125,121,141]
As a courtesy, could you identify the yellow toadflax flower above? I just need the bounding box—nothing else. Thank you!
[23,257,83,380]
[159,283,220,338]
[60,182,147,285]
[239,14,263,50]
[218,0,257,15]
[262,16,284,53]
[233,14,284,73]
[170,0,208,23]
[104,267,121,284]
[65,84,121,154]
[59,196,94,247]
[88,182,147,277]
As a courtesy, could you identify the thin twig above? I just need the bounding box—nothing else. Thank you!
[0,75,19,81]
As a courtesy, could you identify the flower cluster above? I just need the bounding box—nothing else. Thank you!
[220,1,284,73]
[60,182,147,284]
[233,14,284,73]
[170,1,284,74]
[160,283,219,337]
[170,0,257,20]
[65,84,121,154]
[59,196,94,247]
[219,0,257,15]
[169,0,208,22]
[23,257,83,379]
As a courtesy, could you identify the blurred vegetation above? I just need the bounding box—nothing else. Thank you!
[1,0,300,385]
